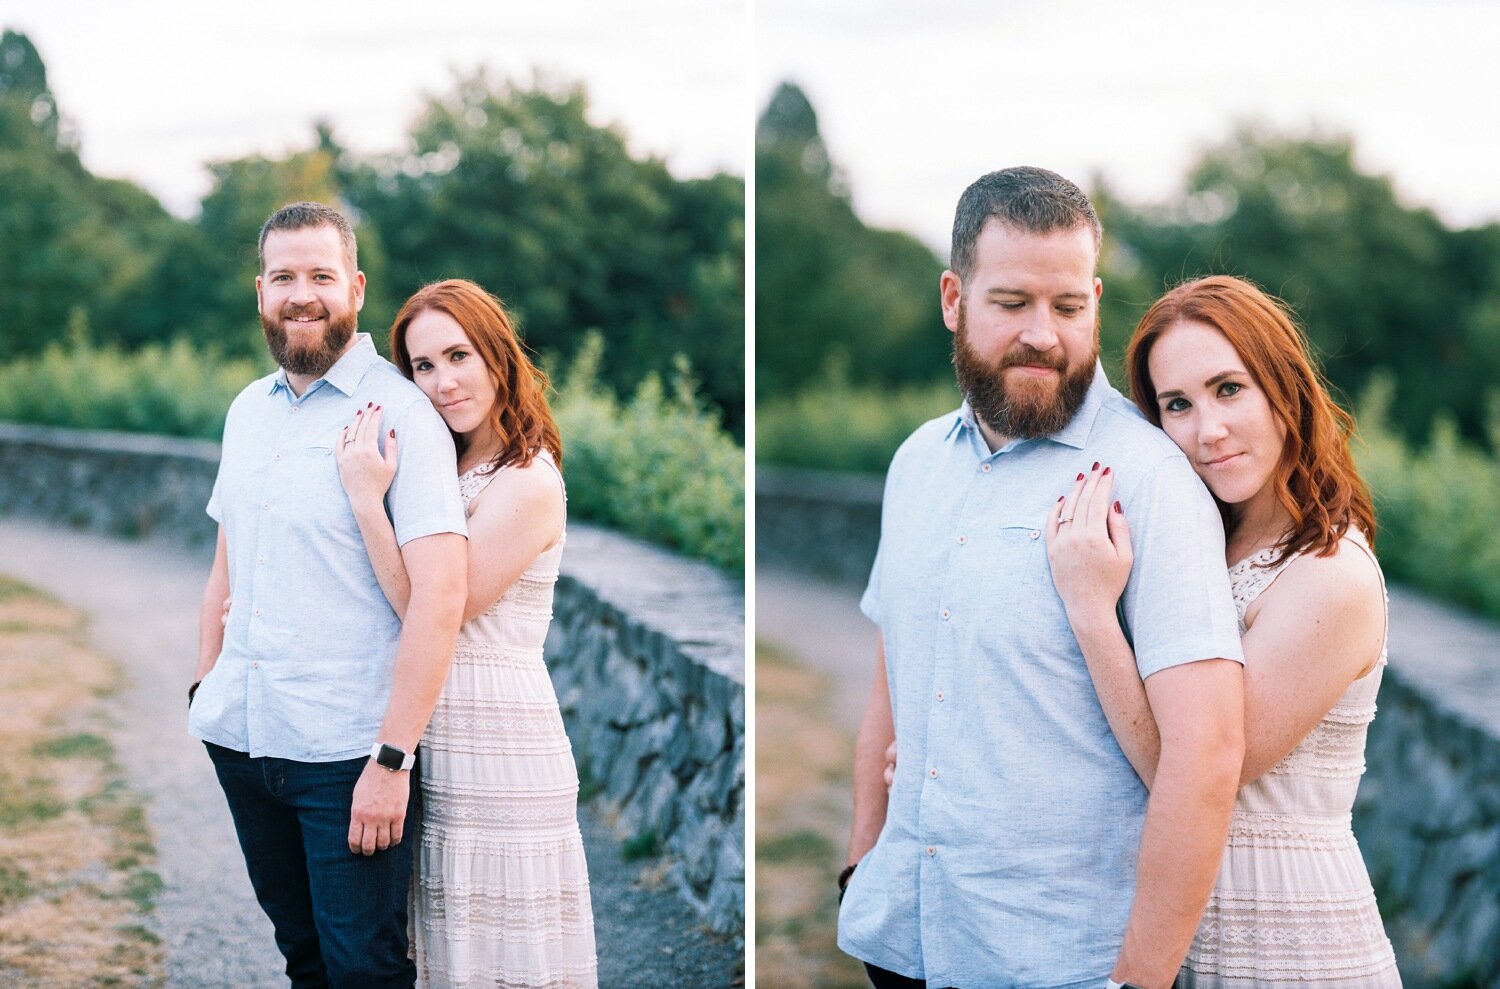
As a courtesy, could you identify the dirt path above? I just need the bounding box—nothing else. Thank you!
[1,519,743,988]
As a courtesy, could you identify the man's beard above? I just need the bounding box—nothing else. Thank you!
[262,299,358,378]
[952,300,1099,440]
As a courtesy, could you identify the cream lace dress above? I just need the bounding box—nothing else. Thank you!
[412,456,599,989]
[1178,534,1400,988]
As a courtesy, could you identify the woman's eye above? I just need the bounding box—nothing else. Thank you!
[415,361,432,372]
[451,351,467,362]
[1163,397,1189,414]
[1220,381,1242,397]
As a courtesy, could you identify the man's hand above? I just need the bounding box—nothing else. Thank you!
[348,761,409,855]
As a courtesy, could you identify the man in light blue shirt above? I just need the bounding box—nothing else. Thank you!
[838,168,1246,989]
[188,202,467,988]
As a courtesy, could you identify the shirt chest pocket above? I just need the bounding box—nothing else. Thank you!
[281,443,361,538]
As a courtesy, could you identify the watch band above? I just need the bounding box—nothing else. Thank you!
[370,742,416,772]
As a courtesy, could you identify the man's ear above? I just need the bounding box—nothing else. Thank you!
[940,270,963,334]
[255,275,264,316]
[353,271,367,312]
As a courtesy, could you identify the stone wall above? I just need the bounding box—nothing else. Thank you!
[760,464,1500,988]
[0,423,745,937]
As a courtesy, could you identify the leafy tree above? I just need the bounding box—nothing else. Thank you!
[1100,127,1500,445]
[345,71,744,429]
[755,81,948,401]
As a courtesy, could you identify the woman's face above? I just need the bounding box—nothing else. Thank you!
[1147,319,1288,510]
[404,309,499,440]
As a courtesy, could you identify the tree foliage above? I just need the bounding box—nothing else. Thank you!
[755,82,949,400]
[0,36,743,432]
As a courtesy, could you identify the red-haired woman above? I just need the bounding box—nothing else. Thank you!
[1047,275,1400,986]
[335,279,597,988]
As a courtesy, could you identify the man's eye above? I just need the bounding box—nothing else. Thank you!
[1057,306,1083,316]
[998,301,1024,310]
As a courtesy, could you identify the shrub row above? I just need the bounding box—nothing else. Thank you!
[0,326,744,573]
[757,374,1500,621]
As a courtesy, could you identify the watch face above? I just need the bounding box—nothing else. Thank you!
[376,744,406,771]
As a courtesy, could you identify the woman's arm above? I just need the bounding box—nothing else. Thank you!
[336,406,411,617]
[1048,468,1387,790]
[1047,466,1161,786]
[459,460,565,622]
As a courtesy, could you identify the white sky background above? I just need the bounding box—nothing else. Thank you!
[4,0,747,217]
[757,0,1500,252]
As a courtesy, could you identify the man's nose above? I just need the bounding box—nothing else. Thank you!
[288,278,316,304]
[1016,310,1060,350]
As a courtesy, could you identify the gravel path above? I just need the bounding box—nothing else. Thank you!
[0,518,742,988]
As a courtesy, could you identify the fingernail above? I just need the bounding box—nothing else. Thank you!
[1057,495,1064,503]
[357,410,362,416]
[1102,466,1111,476]
[1091,461,1100,471]
[389,429,395,438]
[367,402,373,408]
[375,405,381,411]
[1076,473,1084,481]
[1114,501,1122,513]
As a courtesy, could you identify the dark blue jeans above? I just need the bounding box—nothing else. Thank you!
[206,742,419,989]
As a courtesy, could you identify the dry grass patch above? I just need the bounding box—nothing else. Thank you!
[754,643,867,989]
[0,580,164,988]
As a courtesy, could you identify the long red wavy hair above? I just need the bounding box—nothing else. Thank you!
[1125,275,1374,563]
[390,279,562,472]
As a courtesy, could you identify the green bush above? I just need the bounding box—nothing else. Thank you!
[0,312,265,439]
[759,373,1500,621]
[755,371,960,474]
[1354,375,1500,619]
[0,323,745,573]
[554,333,745,572]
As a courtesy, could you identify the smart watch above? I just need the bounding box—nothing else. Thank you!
[369,742,415,772]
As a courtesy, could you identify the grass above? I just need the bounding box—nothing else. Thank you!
[754,643,868,989]
[0,578,165,986]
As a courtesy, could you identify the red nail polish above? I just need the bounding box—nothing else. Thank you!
[357,410,362,415]
[1091,461,1099,471]
[1076,473,1084,481]
[1113,501,1122,513]
[367,402,373,408]
[1057,495,1064,503]
[389,429,395,438]
[1102,466,1111,476]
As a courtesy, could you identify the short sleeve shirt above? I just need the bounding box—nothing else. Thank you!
[188,334,467,762]
[837,365,1243,988]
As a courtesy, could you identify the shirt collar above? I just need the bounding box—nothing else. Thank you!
[268,333,379,399]
[944,360,1112,452]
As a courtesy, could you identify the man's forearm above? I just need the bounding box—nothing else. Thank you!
[847,639,894,866]
[847,715,892,866]
[1113,732,1241,986]
[194,528,230,681]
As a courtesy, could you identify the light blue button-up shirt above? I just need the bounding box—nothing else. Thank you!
[838,365,1243,989]
[188,334,467,762]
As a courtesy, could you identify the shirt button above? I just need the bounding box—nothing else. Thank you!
[262,502,270,511]
[929,768,938,779]
[253,608,262,617]
[926,846,936,856]
[940,608,951,620]
[273,453,281,461]
[257,558,265,565]
[291,406,299,413]
[956,534,967,545]
[980,463,992,473]
[935,690,945,701]
[251,661,259,669]
[1030,530,1040,540]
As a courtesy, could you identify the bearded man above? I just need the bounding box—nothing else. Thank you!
[837,168,1247,989]
[188,202,467,988]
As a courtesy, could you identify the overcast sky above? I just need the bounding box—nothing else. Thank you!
[757,0,1500,251]
[5,0,746,217]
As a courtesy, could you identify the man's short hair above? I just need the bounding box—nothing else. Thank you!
[258,202,358,274]
[949,167,1101,282]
